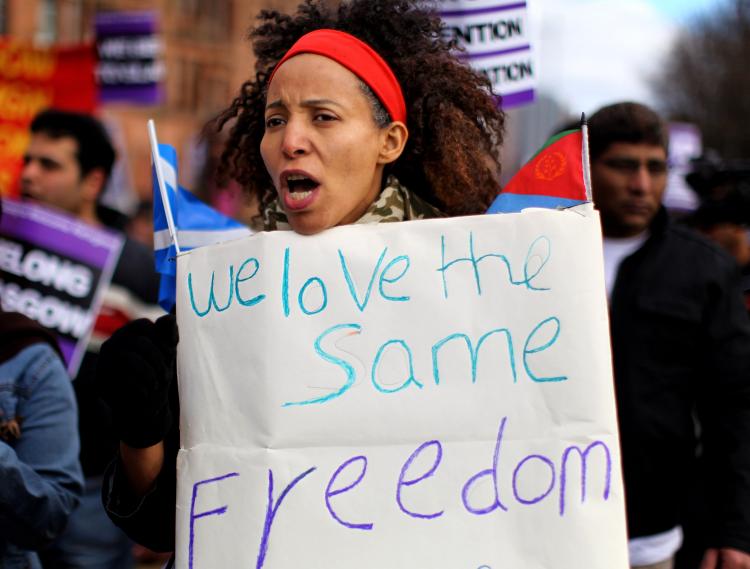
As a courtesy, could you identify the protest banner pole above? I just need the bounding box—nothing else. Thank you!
[147,119,181,254]
[581,113,593,202]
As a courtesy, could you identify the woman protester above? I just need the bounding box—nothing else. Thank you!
[97,0,505,553]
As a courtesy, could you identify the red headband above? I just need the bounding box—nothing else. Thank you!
[268,29,407,124]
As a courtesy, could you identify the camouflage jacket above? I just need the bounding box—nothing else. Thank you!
[262,176,444,230]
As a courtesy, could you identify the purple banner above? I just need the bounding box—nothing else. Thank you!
[0,198,124,375]
[441,1,527,18]
[498,88,535,108]
[459,43,532,60]
[95,11,163,105]
[95,10,158,35]
[99,84,164,105]
[1,199,121,266]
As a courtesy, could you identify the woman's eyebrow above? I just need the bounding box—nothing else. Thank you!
[300,98,343,109]
[266,98,343,110]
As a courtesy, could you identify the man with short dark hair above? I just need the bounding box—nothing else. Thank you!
[21,109,161,569]
[22,109,116,226]
[589,102,750,569]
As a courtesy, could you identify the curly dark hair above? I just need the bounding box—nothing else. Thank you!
[216,0,505,217]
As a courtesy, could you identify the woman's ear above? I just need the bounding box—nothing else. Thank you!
[377,121,408,165]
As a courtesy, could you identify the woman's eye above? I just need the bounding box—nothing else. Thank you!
[314,113,337,122]
[265,117,285,128]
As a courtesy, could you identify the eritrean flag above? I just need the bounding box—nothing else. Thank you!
[488,127,591,213]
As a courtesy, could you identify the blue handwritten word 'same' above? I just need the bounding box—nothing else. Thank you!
[283,314,565,407]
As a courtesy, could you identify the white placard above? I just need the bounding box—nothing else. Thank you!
[174,205,628,569]
[439,0,536,106]
[469,49,536,94]
[441,5,530,54]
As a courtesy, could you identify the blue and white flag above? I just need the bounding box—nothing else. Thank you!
[153,143,251,311]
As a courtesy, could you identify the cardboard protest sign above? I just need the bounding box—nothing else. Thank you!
[0,40,97,197]
[174,205,628,568]
[0,199,123,375]
[439,0,536,108]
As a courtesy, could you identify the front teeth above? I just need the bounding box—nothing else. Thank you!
[288,190,312,201]
[287,174,309,182]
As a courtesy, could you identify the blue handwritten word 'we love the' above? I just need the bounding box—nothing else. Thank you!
[186,415,612,569]
[185,232,553,318]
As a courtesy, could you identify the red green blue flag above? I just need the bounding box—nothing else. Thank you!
[488,127,591,213]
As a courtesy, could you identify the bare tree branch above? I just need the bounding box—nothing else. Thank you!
[653,0,750,158]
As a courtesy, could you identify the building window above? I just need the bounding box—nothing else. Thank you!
[35,0,58,45]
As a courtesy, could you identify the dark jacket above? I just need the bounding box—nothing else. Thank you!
[611,208,750,552]
[102,403,178,553]
[77,237,161,478]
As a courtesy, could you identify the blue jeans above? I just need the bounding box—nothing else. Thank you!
[42,476,134,569]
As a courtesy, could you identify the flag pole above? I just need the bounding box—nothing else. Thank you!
[147,119,181,254]
[580,113,593,202]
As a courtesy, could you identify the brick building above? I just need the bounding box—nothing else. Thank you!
[1,0,298,203]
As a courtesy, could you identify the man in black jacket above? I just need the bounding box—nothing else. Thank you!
[589,102,750,569]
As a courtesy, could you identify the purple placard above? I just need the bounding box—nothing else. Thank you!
[498,88,535,108]
[95,10,163,105]
[57,338,76,366]
[0,198,124,375]
[0,199,121,267]
[95,10,158,36]
[440,1,535,110]
[99,84,164,105]
[460,43,532,60]
[441,1,526,18]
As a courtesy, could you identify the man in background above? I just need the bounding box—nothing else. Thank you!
[589,102,750,569]
[686,158,750,309]
[20,109,162,569]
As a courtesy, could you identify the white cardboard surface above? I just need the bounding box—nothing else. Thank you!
[175,205,628,569]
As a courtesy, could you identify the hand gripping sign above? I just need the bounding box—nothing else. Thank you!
[174,205,628,569]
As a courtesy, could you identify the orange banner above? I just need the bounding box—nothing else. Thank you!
[0,40,97,197]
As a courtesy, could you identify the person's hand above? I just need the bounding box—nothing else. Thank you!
[700,547,750,569]
[97,314,178,449]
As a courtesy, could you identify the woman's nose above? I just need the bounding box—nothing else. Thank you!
[281,120,310,158]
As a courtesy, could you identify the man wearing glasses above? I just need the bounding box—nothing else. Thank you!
[589,102,750,569]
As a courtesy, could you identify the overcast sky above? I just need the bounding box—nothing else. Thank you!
[531,0,718,115]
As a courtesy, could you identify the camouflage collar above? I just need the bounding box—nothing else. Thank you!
[262,176,444,231]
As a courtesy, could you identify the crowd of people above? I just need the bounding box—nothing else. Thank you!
[1,1,749,568]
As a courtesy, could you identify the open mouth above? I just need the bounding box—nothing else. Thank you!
[286,174,320,200]
[282,172,321,211]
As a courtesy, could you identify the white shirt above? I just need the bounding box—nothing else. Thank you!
[602,233,648,301]
[629,527,683,566]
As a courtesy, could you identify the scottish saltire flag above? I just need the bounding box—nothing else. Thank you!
[488,129,589,213]
[153,143,251,311]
